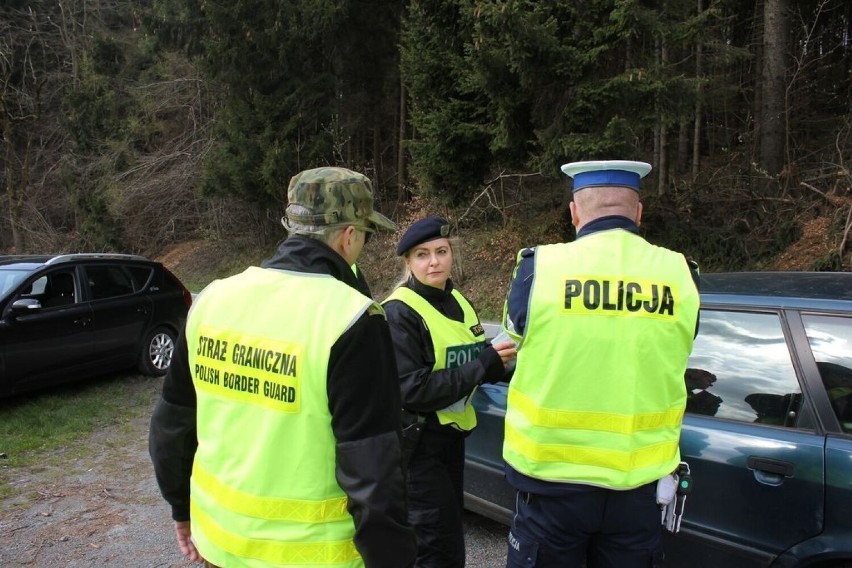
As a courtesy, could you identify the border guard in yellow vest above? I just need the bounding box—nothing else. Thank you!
[501,160,700,568]
[150,167,416,568]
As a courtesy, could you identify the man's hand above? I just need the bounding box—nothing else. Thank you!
[492,341,518,368]
[174,520,202,562]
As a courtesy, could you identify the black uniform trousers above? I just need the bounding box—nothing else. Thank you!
[406,426,466,568]
[506,481,664,568]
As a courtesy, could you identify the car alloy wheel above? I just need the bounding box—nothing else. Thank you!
[140,326,176,376]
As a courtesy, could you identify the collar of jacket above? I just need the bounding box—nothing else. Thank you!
[406,274,455,302]
[261,235,370,297]
[576,215,640,239]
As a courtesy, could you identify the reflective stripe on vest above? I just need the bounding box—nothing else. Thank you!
[385,286,485,431]
[191,500,360,566]
[191,463,350,522]
[503,230,699,489]
[188,266,377,567]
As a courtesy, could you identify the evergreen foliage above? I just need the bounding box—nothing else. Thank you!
[148,0,404,203]
[1,0,849,271]
[402,0,492,202]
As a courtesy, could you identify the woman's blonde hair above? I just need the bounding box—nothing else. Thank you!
[392,235,462,290]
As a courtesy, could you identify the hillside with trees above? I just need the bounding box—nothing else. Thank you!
[2,0,850,278]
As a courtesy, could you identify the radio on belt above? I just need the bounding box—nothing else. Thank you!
[661,461,692,533]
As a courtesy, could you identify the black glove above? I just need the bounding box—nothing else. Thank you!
[478,344,506,384]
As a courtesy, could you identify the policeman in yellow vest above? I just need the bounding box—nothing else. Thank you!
[383,216,517,568]
[501,161,700,568]
[149,167,416,568]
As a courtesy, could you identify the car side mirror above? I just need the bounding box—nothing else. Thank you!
[10,298,43,312]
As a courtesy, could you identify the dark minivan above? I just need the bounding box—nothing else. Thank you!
[466,272,852,567]
[0,253,192,397]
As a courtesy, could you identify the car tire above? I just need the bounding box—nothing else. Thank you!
[139,326,176,376]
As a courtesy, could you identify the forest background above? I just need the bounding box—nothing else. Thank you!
[2,0,851,317]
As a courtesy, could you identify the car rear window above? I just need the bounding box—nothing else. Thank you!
[159,267,184,292]
[127,266,154,290]
[685,309,803,427]
[86,265,135,300]
[803,314,852,434]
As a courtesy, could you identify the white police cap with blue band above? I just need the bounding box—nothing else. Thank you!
[561,160,652,193]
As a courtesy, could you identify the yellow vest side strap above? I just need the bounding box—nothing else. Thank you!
[192,463,350,522]
[509,388,684,434]
[191,501,360,565]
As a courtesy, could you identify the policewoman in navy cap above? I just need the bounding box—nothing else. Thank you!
[501,161,701,568]
[383,216,517,568]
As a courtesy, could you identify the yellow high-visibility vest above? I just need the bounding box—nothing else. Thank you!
[385,286,485,431]
[503,230,700,489]
[188,266,381,567]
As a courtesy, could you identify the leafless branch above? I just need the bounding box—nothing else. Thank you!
[840,205,852,261]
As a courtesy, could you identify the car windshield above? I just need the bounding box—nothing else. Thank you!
[0,268,35,301]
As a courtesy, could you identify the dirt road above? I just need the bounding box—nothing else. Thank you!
[0,382,192,568]
[0,377,507,567]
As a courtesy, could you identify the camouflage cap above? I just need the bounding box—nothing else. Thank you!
[283,167,396,232]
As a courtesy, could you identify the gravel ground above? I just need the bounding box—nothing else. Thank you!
[0,380,507,567]
[0,395,192,568]
[464,512,509,567]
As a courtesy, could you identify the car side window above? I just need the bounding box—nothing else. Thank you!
[38,270,78,308]
[127,266,153,290]
[685,309,803,427]
[802,314,852,434]
[20,275,48,297]
[86,265,135,300]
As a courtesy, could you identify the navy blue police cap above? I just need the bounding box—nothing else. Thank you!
[560,160,652,193]
[396,216,451,256]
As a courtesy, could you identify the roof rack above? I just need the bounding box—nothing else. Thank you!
[0,255,52,261]
[701,271,852,301]
[44,253,149,265]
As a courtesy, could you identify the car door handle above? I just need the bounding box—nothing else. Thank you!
[74,317,92,327]
[747,456,794,486]
[136,306,150,314]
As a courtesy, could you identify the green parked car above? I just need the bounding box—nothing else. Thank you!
[465,272,852,567]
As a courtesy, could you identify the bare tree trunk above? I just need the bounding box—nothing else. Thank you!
[658,124,668,195]
[653,119,661,180]
[657,40,669,195]
[677,120,689,173]
[397,76,407,190]
[57,0,81,85]
[3,111,24,253]
[18,134,32,252]
[751,0,764,162]
[692,0,704,178]
[373,124,381,187]
[692,98,703,178]
[653,37,661,184]
[759,0,788,178]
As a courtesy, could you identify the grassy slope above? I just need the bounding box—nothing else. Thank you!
[0,374,160,502]
[155,186,846,321]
